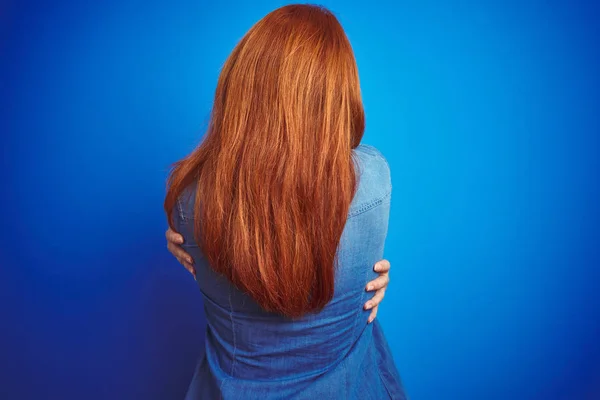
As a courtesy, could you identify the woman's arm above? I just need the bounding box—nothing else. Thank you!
[165,227,391,323]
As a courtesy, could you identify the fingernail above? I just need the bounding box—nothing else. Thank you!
[186,257,193,264]
[365,302,372,310]
[367,317,373,324]
[366,285,373,291]
[374,264,381,271]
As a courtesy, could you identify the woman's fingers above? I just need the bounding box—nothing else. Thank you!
[364,287,386,310]
[363,259,391,321]
[364,284,386,310]
[173,251,196,277]
[366,259,390,290]
[166,228,184,244]
[167,239,193,265]
[183,261,195,276]
[374,259,390,273]
[166,228,196,278]
[368,306,378,324]
[166,231,194,265]
[173,254,195,276]
[365,274,389,292]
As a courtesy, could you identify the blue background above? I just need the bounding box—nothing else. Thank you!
[1,0,599,399]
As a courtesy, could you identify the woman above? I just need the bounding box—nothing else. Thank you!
[164,4,407,399]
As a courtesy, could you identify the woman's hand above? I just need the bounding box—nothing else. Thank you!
[165,228,195,277]
[364,259,390,324]
[165,228,392,323]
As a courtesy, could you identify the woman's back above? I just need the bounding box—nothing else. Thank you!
[174,144,405,399]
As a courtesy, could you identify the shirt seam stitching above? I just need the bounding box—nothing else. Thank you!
[177,198,186,222]
[228,285,237,376]
[348,189,392,219]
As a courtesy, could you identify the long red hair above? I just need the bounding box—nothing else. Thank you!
[165,4,364,317]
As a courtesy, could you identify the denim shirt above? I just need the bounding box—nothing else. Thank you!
[174,144,406,399]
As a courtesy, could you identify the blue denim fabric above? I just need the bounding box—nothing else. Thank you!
[174,144,407,399]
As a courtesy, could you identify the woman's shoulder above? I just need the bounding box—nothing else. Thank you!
[354,143,387,160]
[353,144,391,187]
[349,143,392,218]
[353,144,391,180]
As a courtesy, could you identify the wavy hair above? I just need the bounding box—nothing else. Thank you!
[165,4,364,317]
